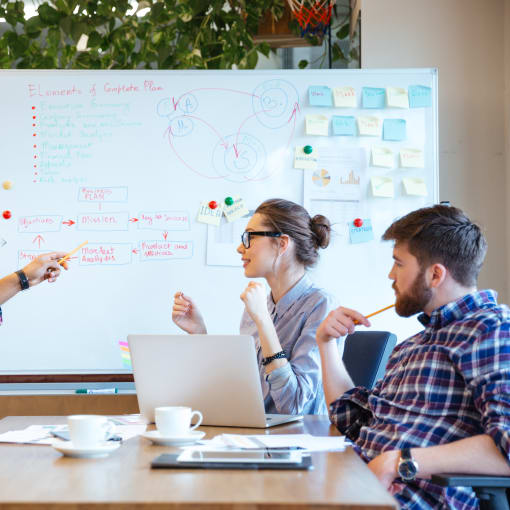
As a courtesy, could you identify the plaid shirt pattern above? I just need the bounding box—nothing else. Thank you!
[330,290,510,510]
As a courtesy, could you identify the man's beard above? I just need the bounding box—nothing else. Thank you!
[394,269,433,317]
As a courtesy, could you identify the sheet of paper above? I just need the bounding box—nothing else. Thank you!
[383,119,406,141]
[408,85,432,108]
[357,116,382,137]
[333,86,357,108]
[371,176,394,198]
[305,114,329,136]
[371,147,394,168]
[362,87,386,108]
[349,219,374,244]
[294,146,318,170]
[308,86,333,107]
[386,86,409,108]
[402,177,427,196]
[223,196,249,223]
[400,148,425,168]
[332,115,356,136]
[197,200,224,226]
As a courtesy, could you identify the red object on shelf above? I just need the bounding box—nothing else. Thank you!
[2,210,12,220]
[208,200,218,210]
[353,218,363,228]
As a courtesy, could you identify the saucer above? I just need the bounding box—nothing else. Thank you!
[142,430,205,446]
[51,439,121,458]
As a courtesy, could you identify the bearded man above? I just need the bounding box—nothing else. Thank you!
[316,204,510,509]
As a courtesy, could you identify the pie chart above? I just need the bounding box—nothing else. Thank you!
[312,169,331,187]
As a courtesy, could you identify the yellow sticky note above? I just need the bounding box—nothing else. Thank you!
[400,148,425,168]
[197,201,224,226]
[371,147,394,168]
[223,197,249,223]
[305,114,329,136]
[294,147,318,170]
[333,86,357,108]
[403,177,427,196]
[371,176,394,198]
[357,116,381,136]
[386,87,409,108]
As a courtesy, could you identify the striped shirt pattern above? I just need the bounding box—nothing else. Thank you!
[330,290,510,509]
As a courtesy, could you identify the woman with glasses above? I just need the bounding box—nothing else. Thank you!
[171,198,332,415]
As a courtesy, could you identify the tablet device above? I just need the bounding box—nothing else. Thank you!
[177,449,302,464]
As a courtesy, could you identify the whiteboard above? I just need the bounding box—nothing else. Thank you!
[0,69,438,374]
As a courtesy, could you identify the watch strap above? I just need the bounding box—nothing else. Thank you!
[15,270,30,291]
[262,350,287,366]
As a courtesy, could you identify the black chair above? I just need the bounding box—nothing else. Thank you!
[342,330,397,389]
[431,474,510,510]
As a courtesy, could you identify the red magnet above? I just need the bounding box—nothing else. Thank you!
[208,200,218,210]
[353,218,363,228]
[3,210,11,220]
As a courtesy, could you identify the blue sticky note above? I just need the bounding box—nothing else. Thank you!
[408,85,432,108]
[383,119,406,141]
[362,87,386,108]
[349,219,374,244]
[332,115,356,136]
[309,86,333,107]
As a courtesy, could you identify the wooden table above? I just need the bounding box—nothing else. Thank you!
[0,415,397,509]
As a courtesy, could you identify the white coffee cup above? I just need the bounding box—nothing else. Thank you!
[67,415,115,448]
[155,406,203,437]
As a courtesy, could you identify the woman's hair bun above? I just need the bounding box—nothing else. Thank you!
[311,214,331,249]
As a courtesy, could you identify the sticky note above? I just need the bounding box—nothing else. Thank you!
[349,219,374,244]
[362,87,386,108]
[294,146,318,170]
[408,85,432,108]
[332,116,356,136]
[383,119,406,141]
[371,176,394,198]
[309,86,333,107]
[371,147,394,168]
[223,196,249,223]
[386,87,409,108]
[305,114,329,136]
[197,200,224,226]
[400,148,425,168]
[357,116,381,136]
[333,86,357,107]
[118,340,132,369]
[403,177,427,196]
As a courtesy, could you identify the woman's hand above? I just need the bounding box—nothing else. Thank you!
[171,292,207,334]
[240,281,271,325]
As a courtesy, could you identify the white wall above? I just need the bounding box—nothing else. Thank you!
[362,0,508,301]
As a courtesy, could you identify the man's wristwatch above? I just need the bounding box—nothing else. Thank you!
[397,448,419,482]
[15,270,30,291]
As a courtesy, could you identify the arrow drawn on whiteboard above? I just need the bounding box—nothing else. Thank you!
[286,102,301,148]
[62,219,75,227]
[129,218,139,223]
[132,248,138,254]
[163,231,168,241]
[172,88,261,111]
[181,114,229,149]
[32,234,44,248]
[233,110,272,159]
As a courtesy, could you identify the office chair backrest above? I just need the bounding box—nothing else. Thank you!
[342,331,397,389]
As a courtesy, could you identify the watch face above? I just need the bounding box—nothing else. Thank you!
[398,460,418,481]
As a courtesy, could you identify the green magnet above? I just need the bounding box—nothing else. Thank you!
[225,196,234,206]
[303,145,313,154]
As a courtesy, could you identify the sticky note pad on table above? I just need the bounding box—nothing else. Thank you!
[371,147,394,168]
[332,116,356,136]
[371,176,394,198]
[349,219,374,244]
[294,146,318,170]
[118,340,132,369]
[333,86,357,107]
[357,116,381,136]
[386,87,409,108]
[403,177,427,196]
[400,148,425,168]
[305,114,329,136]
[408,85,432,108]
[223,197,249,223]
[197,200,224,226]
[362,87,386,108]
[383,119,406,141]
[309,86,333,107]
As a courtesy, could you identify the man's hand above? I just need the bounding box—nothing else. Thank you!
[316,306,371,344]
[367,450,400,491]
[22,252,69,286]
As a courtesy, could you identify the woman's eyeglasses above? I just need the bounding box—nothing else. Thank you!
[241,231,282,249]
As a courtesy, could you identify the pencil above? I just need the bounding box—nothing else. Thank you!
[354,304,395,324]
[58,240,88,265]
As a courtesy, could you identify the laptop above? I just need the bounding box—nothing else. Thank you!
[127,334,303,428]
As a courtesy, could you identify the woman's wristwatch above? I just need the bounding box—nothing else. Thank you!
[261,350,287,366]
